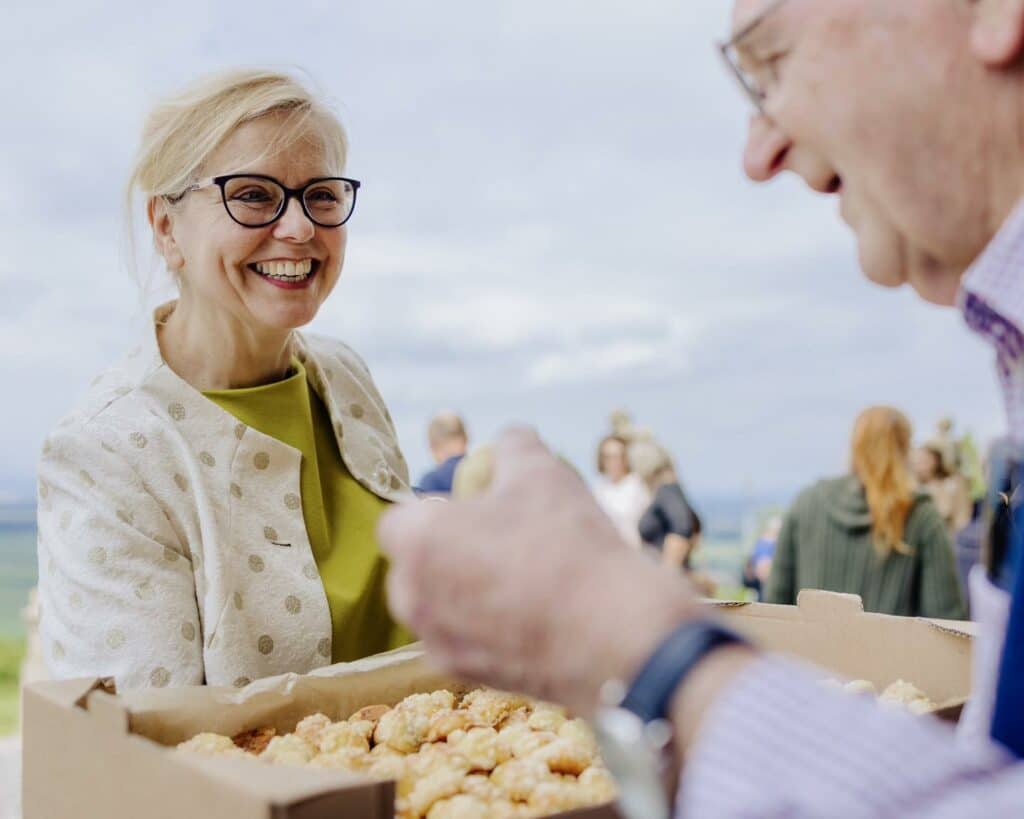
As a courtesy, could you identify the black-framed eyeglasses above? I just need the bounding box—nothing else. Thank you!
[716,0,789,114]
[168,174,361,228]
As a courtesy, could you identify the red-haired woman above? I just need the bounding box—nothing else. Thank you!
[765,407,966,618]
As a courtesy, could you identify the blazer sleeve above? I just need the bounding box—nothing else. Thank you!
[36,421,204,689]
[765,509,798,605]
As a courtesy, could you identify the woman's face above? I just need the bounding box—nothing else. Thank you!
[600,440,629,482]
[153,112,346,333]
[911,447,939,483]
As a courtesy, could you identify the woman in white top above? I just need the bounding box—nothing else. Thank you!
[592,434,650,548]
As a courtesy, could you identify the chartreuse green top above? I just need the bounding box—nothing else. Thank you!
[204,360,414,662]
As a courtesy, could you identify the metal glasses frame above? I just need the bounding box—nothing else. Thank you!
[716,0,790,113]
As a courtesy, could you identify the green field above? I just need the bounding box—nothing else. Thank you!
[0,637,24,735]
[0,524,36,637]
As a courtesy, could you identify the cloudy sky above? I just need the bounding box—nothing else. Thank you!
[0,0,1004,505]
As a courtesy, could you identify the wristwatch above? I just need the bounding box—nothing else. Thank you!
[592,620,747,819]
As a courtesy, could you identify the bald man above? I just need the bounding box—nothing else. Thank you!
[417,411,469,495]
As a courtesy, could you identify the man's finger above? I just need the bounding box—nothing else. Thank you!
[490,426,554,492]
[376,497,441,557]
[494,425,546,458]
[385,556,416,625]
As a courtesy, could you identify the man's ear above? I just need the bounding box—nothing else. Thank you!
[970,0,1024,67]
[148,196,185,272]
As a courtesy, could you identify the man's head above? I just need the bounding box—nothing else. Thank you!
[727,0,1024,305]
[428,411,469,464]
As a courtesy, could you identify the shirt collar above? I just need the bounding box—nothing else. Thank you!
[960,200,1024,363]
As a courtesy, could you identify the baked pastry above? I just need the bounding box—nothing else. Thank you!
[820,677,939,715]
[176,732,250,759]
[318,720,372,754]
[842,679,877,696]
[177,686,616,817]
[231,726,277,755]
[294,713,331,746]
[259,734,316,766]
[880,679,936,713]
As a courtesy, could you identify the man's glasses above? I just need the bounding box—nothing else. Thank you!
[168,174,360,229]
[716,0,789,114]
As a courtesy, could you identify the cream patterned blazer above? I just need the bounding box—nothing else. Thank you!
[36,303,412,690]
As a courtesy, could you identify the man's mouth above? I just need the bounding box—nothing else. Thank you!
[827,175,843,194]
[247,258,319,283]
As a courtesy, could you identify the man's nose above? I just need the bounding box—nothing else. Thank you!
[274,196,316,241]
[743,114,792,182]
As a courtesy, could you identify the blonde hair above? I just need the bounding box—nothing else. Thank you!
[124,69,348,281]
[850,406,915,557]
[628,439,673,485]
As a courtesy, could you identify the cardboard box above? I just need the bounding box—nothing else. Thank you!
[713,589,974,718]
[22,646,620,819]
[22,591,973,819]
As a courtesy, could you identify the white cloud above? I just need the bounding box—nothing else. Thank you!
[527,340,667,386]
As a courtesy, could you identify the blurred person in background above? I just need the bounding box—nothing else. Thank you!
[36,69,414,691]
[766,407,966,619]
[742,515,782,600]
[593,434,650,548]
[417,411,469,495]
[912,442,973,535]
[958,430,989,516]
[631,440,714,595]
[952,440,993,609]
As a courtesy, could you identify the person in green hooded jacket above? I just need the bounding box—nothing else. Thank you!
[765,406,966,620]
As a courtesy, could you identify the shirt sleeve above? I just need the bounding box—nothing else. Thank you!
[677,655,1021,819]
[656,484,697,538]
[36,421,203,690]
[417,469,445,494]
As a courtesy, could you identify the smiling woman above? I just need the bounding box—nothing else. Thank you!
[35,69,415,690]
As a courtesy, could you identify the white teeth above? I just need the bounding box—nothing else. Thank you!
[254,259,314,280]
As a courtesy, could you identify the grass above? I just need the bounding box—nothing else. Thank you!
[0,637,25,736]
[713,585,757,602]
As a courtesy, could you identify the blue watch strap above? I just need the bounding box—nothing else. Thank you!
[620,620,747,723]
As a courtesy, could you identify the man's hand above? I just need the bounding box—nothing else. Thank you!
[378,427,700,715]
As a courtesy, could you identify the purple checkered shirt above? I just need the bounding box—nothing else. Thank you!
[674,205,1024,818]
[962,203,1024,442]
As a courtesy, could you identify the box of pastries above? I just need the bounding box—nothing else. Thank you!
[23,644,621,819]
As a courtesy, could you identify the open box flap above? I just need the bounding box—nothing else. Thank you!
[22,676,113,711]
[122,645,457,746]
[709,590,972,704]
[171,750,389,803]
